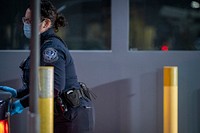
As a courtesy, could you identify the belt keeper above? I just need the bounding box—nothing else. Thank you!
[77,89,84,98]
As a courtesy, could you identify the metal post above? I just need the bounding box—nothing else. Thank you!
[163,66,178,133]
[28,0,40,133]
[39,67,54,133]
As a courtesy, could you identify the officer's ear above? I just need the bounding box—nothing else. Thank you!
[40,18,52,33]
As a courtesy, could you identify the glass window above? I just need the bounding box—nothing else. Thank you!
[0,1,29,50]
[0,0,111,50]
[56,0,111,50]
[130,0,200,50]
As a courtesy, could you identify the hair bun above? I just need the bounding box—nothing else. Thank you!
[54,15,66,32]
[40,0,67,32]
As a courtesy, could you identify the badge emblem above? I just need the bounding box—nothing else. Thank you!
[43,47,59,63]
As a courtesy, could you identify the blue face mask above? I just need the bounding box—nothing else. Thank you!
[23,23,31,39]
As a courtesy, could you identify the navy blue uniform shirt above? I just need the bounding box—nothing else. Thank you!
[17,28,80,107]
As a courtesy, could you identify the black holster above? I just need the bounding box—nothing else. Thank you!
[79,82,92,100]
[54,82,93,114]
[60,89,80,108]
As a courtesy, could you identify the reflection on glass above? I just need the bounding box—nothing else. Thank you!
[0,1,29,50]
[0,0,111,50]
[130,0,200,50]
[56,0,111,50]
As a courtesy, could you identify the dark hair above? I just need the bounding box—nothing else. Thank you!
[40,0,66,32]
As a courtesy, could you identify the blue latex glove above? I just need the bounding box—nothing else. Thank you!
[11,100,24,115]
[0,86,17,97]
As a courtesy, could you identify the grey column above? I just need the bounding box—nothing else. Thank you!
[28,0,40,133]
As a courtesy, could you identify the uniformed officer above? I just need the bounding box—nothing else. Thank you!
[0,0,94,133]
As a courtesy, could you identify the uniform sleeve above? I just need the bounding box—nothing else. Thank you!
[41,46,66,96]
[16,83,29,108]
[16,84,29,99]
[19,95,29,108]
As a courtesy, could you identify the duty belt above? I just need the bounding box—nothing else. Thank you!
[54,83,95,114]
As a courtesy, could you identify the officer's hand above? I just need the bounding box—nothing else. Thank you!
[11,100,24,116]
[0,86,17,97]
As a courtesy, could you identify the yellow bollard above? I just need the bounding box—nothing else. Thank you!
[39,67,54,133]
[163,66,178,133]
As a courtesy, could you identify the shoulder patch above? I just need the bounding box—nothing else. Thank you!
[43,47,59,63]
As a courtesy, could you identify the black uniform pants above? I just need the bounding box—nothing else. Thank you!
[54,106,94,133]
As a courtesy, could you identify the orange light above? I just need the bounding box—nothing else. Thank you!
[0,120,8,133]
